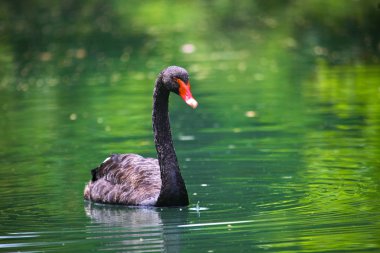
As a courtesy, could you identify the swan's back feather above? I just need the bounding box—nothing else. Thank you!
[84,154,161,206]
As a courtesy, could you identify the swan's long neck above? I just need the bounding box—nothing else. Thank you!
[152,78,189,207]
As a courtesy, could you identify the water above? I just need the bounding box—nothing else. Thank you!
[1,1,380,252]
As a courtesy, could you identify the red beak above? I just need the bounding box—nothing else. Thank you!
[176,79,198,109]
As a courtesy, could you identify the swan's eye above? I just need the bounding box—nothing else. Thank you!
[173,77,189,87]
[173,77,184,88]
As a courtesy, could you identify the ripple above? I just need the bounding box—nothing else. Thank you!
[178,220,254,228]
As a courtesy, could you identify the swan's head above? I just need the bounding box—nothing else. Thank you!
[161,66,198,109]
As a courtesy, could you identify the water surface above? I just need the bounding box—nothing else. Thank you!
[1,1,380,252]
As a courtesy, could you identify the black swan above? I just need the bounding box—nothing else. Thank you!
[84,66,198,207]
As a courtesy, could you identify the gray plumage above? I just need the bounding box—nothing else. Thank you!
[84,154,161,206]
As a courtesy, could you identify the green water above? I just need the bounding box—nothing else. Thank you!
[1,1,380,252]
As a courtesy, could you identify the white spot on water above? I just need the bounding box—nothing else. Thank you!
[181,43,196,54]
[188,201,209,212]
[97,117,104,124]
[245,111,257,118]
[69,113,77,121]
[178,135,195,141]
[178,220,254,228]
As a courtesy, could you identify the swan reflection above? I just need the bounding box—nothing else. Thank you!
[84,202,187,252]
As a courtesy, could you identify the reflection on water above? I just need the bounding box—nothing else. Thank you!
[85,202,162,227]
[84,202,187,252]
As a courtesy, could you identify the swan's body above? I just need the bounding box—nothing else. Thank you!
[84,154,161,206]
[84,66,198,207]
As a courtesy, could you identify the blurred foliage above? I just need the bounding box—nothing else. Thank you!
[0,0,379,81]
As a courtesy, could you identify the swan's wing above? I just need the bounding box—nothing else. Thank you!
[84,154,161,206]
